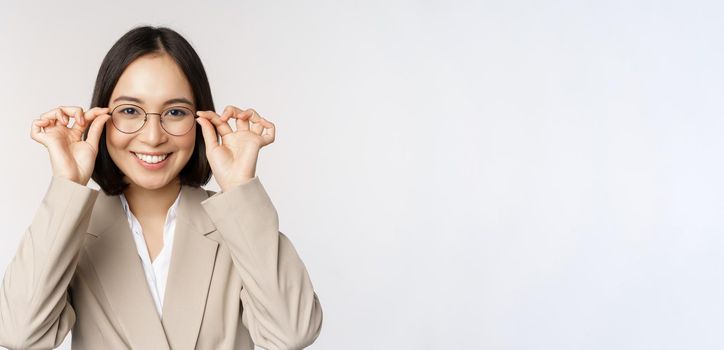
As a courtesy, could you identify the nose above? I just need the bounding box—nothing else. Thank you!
[138,114,167,145]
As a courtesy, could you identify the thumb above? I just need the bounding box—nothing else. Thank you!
[196,117,219,152]
[85,114,111,152]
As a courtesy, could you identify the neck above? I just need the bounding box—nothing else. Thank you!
[122,178,181,220]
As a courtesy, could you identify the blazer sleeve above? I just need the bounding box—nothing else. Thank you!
[201,176,323,350]
[0,175,98,350]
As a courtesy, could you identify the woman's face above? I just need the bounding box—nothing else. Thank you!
[106,53,196,191]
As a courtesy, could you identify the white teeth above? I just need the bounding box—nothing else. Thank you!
[133,152,169,164]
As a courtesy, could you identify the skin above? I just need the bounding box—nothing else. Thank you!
[31,52,277,262]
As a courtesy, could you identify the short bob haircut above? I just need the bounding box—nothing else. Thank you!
[84,26,214,196]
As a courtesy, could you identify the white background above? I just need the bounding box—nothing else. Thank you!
[1,0,723,349]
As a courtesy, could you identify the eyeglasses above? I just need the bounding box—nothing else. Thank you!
[109,103,196,136]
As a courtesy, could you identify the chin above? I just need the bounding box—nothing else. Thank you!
[126,174,175,190]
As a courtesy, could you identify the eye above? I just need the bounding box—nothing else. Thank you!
[165,108,190,118]
[116,105,144,117]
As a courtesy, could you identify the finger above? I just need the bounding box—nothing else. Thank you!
[261,120,276,144]
[245,109,263,134]
[219,105,252,132]
[55,106,80,127]
[41,109,67,126]
[58,106,84,128]
[250,119,264,135]
[234,110,254,132]
[30,119,49,146]
[56,110,70,126]
[38,110,59,126]
[33,118,53,128]
[199,110,234,136]
[250,114,271,134]
[195,116,220,151]
[236,110,252,132]
[221,105,244,121]
[84,113,111,151]
[219,105,239,122]
[220,105,247,123]
[196,110,233,137]
[81,107,110,130]
[247,109,273,137]
[246,108,263,123]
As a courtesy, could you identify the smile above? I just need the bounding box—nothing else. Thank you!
[132,152,171,164]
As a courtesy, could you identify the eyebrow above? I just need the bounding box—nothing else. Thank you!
[112,95,194,107]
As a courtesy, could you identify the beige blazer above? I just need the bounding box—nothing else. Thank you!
[0,175,323,349]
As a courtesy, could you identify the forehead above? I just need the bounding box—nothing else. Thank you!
[110,54,194,105]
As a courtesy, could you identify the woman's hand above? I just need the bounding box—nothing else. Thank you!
[30,106,111,186]
[195,105,275,192]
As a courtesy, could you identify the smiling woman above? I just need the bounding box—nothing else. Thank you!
[91,39,213,196]
[101,54,198,193]
[0,26,322,350]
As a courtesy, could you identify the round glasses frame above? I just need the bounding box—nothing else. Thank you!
[109,103,196,136]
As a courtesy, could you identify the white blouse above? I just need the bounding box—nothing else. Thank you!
[119,191,182,318]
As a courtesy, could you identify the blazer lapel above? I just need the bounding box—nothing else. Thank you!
[161,185,219,349]
[86,191,171,350]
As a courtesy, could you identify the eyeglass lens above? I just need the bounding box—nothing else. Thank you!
[110,104,195,135]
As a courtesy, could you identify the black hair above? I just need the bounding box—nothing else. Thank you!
[84,25,213,195]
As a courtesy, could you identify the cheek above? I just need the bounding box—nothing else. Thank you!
[105,127,132,157]
[177,133,197,154]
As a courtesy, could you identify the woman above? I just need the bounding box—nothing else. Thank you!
[0,26,322,349]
